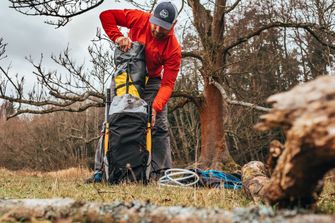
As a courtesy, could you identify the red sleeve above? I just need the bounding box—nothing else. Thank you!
[152,47,182,112]
[99,9,143,42]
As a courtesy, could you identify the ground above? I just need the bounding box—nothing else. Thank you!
[0,168,249,210]
[0,168,334,214]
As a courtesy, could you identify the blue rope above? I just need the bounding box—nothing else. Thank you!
[197,169,243,189]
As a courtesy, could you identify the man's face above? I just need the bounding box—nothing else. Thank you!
[150,23,170,40]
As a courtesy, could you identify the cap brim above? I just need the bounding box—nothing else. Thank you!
[149,16,173,30]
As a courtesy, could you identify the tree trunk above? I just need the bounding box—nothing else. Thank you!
[198,79,233,169]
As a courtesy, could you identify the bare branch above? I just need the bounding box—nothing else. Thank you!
[8,101,104,119]
[149,0,157,13]
[0,38,7,61]
[209,77,271,112]
[181,51,203,62]
[224,22,335,53]
[168,98,191,113]
[325,2,335,12]
[224,0,241,14]
[0,90,102,109]
[0,66,22,98]
[9,0,104,27]
[172,90,202,108]
[51,47,99,92]
[125,0,152,11]
[66,134,101,144]
[178,0,185,16]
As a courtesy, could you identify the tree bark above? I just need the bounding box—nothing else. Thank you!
[1,199,335,223]
[198,80,231,168]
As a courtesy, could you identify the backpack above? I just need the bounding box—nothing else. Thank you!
[104,42,151,184]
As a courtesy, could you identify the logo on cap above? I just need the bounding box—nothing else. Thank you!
[159,9,169,19]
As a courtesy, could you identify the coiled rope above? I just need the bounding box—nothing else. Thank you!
[158,168,200,187]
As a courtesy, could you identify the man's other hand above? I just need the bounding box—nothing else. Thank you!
[115,36,132,52]
[151,108,157,127]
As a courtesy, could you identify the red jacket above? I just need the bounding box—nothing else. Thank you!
[100,9,182,112]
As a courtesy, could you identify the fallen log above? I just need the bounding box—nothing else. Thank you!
[248,75,335,207]
[0,198,335,223]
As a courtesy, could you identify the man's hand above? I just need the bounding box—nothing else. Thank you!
[115,36,132,52]
[151,108,157,127]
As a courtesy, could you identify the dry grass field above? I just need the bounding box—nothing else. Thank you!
[0,168,334,214]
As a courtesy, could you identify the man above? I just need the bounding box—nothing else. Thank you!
[86,1,181,183]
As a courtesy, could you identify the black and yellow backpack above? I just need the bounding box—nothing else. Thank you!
[104,42,151,184]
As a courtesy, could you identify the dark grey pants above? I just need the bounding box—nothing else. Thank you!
[144,78,172,173]
[94,78,172,175]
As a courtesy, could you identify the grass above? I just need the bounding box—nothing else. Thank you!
[0,168,334,213]
[0,167,250,210]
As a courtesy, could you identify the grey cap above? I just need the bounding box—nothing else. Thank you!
[149,1,178,30]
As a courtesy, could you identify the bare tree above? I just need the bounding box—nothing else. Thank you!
[0,30,115,118]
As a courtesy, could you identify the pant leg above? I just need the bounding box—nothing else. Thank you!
[144,78,172,173]
[151,105,172,171]
[94,134,104,173]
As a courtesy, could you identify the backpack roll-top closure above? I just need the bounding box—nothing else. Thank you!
[113,42,147,98]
